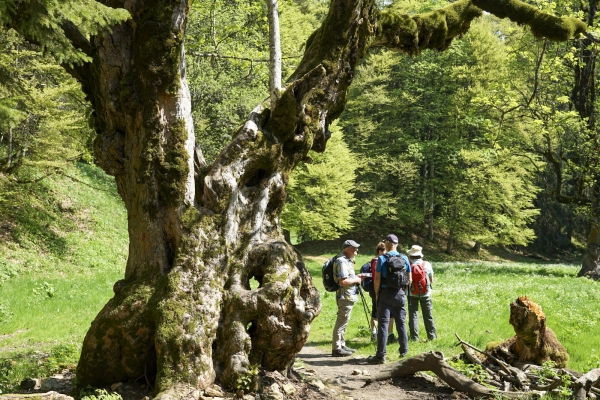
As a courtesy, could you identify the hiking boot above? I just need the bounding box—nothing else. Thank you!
[367,355,386,364]
[332,348,353,357]
[342,346,356,353]
[399,352,407,358]
[386,333,396,345]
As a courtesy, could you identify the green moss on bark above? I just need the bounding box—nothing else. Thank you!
[375,0,482,55]
[472,0,586,41]
[158,119,190,206]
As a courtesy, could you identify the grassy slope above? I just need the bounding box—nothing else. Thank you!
[0,163,127,387]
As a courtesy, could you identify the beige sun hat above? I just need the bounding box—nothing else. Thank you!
[407,245,423,257]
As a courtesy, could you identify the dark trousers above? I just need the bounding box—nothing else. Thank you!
[376,287,408,357]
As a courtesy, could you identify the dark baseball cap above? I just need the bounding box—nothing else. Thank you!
[385,234,398,244]
[343,239,360,248]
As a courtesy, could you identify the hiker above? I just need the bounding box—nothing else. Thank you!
[368,234,411,364]
[367,242,395,343]
[407,245,437,341]
[331,239,364,357]
[366,242,385,340]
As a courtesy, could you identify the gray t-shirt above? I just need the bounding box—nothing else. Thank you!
[334,254,358,302]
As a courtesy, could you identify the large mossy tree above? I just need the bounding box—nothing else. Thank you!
[0,0,588,398]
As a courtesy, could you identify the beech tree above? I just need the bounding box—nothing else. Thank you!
[0,0,588,398]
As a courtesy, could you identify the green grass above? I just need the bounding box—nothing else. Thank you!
[304,257,600,373]
[0,163,127,393]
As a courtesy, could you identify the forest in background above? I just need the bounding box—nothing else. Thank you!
[1,0,599,261]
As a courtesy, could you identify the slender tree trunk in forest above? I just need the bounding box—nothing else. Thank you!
[5,126,12,170]
[267,0,281,110]
[446,227,455,254]
[10,0,580,397]
[428,163,435,241]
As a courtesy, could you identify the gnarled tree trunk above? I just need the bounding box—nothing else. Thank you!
[45,0,584,398]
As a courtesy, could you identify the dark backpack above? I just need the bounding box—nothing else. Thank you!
[382,253,409,290]
[360,262,373,292]
[322,256,340,292]
[410,261,428,296]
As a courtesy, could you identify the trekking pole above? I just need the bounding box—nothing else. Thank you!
[357,287,372,331]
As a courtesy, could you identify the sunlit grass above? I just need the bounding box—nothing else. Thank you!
[0,163,127,392]
[305,258,600,372]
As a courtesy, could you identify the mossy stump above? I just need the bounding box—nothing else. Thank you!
[491,296,569,367]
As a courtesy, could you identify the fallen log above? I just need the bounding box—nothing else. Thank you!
[366,351,539,399]
[573,368,600,400]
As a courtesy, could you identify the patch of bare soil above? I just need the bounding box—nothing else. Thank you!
[2,346,468,400]
[295,345,466,400]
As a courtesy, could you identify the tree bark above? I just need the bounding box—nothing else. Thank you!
[5,126,12,170]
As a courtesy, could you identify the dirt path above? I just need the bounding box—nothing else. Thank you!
[296,345,464,400]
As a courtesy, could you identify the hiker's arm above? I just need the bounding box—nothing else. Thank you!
[374,272,381,300]
[339,276,361,286]
[408,271,412,287]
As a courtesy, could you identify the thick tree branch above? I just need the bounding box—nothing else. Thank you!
[60,20,92,57]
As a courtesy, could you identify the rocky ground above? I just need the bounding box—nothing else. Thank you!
[0,345,467,400]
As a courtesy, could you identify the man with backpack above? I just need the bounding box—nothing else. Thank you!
[331,239,364,357]
[407,245,437,341]
[368,234,411,364]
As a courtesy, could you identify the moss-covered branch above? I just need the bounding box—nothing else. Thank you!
[472,0,586,41]
[372,0,482,55]
[372,0,587,56]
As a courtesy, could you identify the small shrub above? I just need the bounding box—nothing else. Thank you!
[80,387,123,400]
[235,364,258,393]
[447,358,491,384]
[32,282,56,299]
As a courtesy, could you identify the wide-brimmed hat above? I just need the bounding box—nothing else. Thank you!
[407,245,423,257]
[343,239,360,248]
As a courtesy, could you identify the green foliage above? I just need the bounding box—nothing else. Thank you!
[0,27,95,177]
[235,364,258,393]
[531,360,559,383]
[447,358,491,384]
[80,388,123,400]
[281,125,358,241]
[341,14,540,247]
[438,148,540,247]
[0,0,129,64]
[0,343,79,394]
